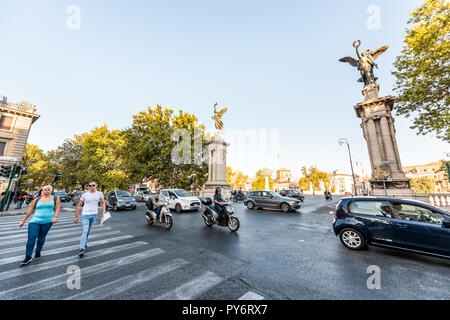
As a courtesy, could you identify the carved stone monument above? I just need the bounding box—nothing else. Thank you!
[202,103,232,199]
[340,40,412,196]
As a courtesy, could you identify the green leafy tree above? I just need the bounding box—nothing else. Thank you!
[299,166,331,191]
[392,0,450,142]
[124,105,208,190]
[226,167,249,190]
[252,169,274,190]
[78,125,128,191]
[410,177,436,193]
[20,144,54,189]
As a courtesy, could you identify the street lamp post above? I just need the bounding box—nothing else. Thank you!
[338,138,358,196]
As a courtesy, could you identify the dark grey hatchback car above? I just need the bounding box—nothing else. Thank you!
[333,197,450,259]
[244,190,301,212]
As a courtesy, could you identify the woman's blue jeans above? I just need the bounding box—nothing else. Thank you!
[26,222,53,258]
[80,214,96,250]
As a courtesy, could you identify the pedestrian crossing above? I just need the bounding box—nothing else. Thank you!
[0,213,265,300]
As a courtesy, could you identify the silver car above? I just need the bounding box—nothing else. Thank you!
[244,190,302,212]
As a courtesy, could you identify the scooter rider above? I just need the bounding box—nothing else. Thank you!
[146,195,162,220]
[214,187,226,223]
[237,188,244,200]
[324,189,331,199]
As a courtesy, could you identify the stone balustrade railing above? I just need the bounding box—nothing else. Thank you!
[0,101,36,114]
[387,193,450,211]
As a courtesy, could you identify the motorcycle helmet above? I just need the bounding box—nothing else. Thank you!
[215,187,221,194]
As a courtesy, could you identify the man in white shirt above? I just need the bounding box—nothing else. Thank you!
[74,181,106,257]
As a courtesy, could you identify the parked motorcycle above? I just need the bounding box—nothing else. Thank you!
[233,194,245,202]
[145,201,173,230]
[201,198,239,232]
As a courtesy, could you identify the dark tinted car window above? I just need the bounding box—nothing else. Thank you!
[392,203,445,225]
[349,201,392,217]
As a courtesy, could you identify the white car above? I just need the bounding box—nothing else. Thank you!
[134,190,154,202]
[159,189,201,213]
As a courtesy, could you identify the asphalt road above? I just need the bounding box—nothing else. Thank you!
[0,196,449,300]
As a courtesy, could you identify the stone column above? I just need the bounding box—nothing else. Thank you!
[367,119,382,170]
[380,116,398,173]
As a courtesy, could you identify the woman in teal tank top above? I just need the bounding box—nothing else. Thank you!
[19,185,61,266]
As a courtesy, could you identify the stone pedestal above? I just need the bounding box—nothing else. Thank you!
[354,85,412,196]
[202,133,232,199]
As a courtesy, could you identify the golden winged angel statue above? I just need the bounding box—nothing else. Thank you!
[339,40,389,86]
[212,102,227,131]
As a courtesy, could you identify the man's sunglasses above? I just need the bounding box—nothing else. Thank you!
[89,185,96,187]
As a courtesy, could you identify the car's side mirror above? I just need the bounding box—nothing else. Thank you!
[443,220,450,228]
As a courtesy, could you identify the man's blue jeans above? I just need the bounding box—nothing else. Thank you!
[26,222,53,258]
[80,214,96,250]
[17,200,24,209]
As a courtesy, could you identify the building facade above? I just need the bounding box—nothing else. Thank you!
[403,161,449,193]
[0,98,40,188]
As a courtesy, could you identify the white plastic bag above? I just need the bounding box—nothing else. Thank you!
[100,211,111,225]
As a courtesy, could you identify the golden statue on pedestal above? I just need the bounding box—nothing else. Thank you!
[211,102,227,131]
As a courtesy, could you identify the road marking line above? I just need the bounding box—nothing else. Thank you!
[155,271,224,300]
[0,234,133,266]
[238,291,265,300]
[0,223,83,238]
[0,241,148,282]
[0,230,120,255]
[66,258,189,300]
[0,227,112,246]
[0,218,76,228]
[0,248,164,299]
[0,225,102,242]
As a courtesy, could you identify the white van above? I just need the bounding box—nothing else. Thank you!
[159,189,201,213]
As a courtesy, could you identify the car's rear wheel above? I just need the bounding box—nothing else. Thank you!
[246,202,254,210]
[175,203,182,213]
[280,203,290,212]
[339,228,366,250]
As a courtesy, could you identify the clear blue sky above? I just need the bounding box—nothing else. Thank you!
[1,0,447,177]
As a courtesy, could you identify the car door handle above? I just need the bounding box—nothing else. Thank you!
[394,223,408,228]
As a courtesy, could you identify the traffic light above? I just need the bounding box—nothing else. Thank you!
[1,165,11,177]
[54,172,62,182]
[13,166,21,178]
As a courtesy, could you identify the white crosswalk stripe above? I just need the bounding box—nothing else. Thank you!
[0,234,134,266]
[238,291,265,300]
[0,248,164,299]
[65,258,189,300]
[0,224,81,238]
[155,271,225,300]
[0,230,121,256]
[0,218,77,229]
[0,227,111,247]
[0,219,75,229]
[0,214,249,300]
[0,241,148,282]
